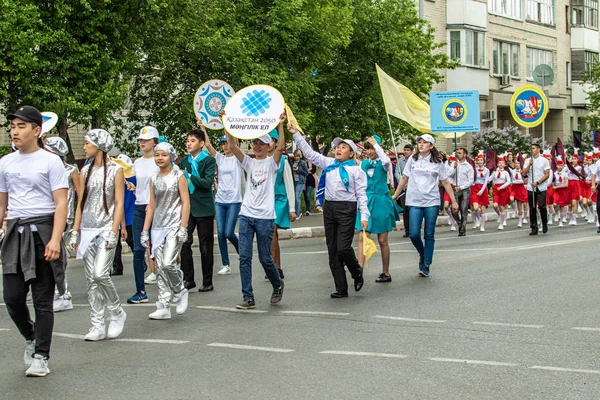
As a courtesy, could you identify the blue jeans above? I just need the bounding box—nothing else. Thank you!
[294,182,304,215]
[238,216,282,299]
[132,204,147,294]
[409,206,439,265]
[304,186,315,213]
[215,202,241,266]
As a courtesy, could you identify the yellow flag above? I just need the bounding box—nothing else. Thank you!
[285,104,304,134]
[111,157,134,178]
[376,64,432,133]
[362,231,379,268]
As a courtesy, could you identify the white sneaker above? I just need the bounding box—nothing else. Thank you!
[480,226,485,232]
[562,217,567,223]
[573,219,578,226]
[517,221,522,228]
[548,219,553,225]
[498,224,504,230]
[559,221,564,228]
[503,219,507,226]
[306,211,311,216]
[144,273,157,285]
[25,354,49,377]
[174,289,189,315]
[217,265,231,275]
[84,326,106,341]
[450,225,456,231]
[107,311,127,339]
[149,303,172,320]
[24,340,35,366]
[53,297,73,312]
[554,214,559,222]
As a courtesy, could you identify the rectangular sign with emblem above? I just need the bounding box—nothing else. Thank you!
[429,91,480,133]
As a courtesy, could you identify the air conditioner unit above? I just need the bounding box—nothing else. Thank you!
[501,74,511,86]
[485,109,496,121]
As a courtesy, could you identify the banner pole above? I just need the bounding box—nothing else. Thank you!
[385,112,399,157]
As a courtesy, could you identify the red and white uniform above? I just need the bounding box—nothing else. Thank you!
[553,170,570,206]
[581,164,593,199]
[510,169,528,203]
[470,166,490,206]
[492,169,511,206]
[567,164,582,201]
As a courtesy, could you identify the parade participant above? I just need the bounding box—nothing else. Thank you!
[303,161,318,216]
[127,127,160,303]
[448,148,474,236]
[505,151,516,170]
[394,144,413,237]
[290,123,368,297]
[70,129,127,341]
[291,149,308,218]
[492,154,511,230]
[470,151,490,232]
[552,156,570,227]
[443,152,458,231]
[542,150,555,225]
[393,134,458,277]
[590,149,600,232]
[1,106,68,377]
[44,137,81,313]
[581,152,594,223]
[225,114,286,309]
[202,125,242,276]
[356,136,399,283]
[567,150,582,225]
[141,142,190,320]
[180,127,216,292]
[522,144,551,234]
[510,162,528,228]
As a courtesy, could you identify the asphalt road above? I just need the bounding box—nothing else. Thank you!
[1,221,600,399]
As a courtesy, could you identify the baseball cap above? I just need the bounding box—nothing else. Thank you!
[7,106,43,127]
[219,135,227,143]
[137,126,159,140]
[416,134,435,145]
[256,134,272,145]
[332,137,357,153]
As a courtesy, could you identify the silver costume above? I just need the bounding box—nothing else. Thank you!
[151,169,186,307]
[79,160,123,329]
[65,163,78,225]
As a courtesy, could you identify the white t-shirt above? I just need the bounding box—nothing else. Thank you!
[240,155,278,220]
[403,154,449,207]
[0,149,68,219]
[215,153,242,204]
[524,155,550,191]
[134,157,159,205]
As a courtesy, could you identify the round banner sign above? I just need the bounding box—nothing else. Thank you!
[41,112,58,134]
[223,85,285,140]
[193,79,235,130]
[510,85,549,128]
[442,99,467,126]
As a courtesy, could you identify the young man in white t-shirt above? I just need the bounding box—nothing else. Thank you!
[0,106,68,377]
[225,114,286,310]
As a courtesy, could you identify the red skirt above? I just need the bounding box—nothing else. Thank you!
[546,186,554,205]
[511,183,528,203]
[568,180,580,201]
[492,184,510,206]
[470,184,489,206]
[554,187,571,207]
[579,180,592,199]
[443,185,454,203]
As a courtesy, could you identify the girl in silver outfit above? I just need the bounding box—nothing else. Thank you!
[70,129,127,341]
[141,142,190,320]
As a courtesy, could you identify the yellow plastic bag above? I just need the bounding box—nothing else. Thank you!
[362,230,378,268]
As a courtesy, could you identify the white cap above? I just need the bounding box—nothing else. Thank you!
[137,126,159,140]
[416,134,435,145]
[257,134,271,145]
[332,137,357,153]
[117,154,133,167]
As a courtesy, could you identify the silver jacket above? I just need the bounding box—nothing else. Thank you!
[152,169,183,229]
[81,161,120,231]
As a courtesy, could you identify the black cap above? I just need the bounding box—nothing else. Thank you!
[7,106,43,127]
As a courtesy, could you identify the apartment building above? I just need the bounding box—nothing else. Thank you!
[422,0,596,150]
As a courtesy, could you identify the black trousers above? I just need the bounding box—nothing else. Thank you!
[451,188,471,234]
[3,233,55,358]
[528,189,548,231]
[112,225,134,274]
[323,201,362,294]
[181,215,214,286]
[398,190,410,235]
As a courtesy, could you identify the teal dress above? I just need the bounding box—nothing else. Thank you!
[274,156,291,229]
[355,159,399,234]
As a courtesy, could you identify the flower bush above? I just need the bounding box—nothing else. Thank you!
[470,126,531,156]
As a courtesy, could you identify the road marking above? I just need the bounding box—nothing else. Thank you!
[113,338,189,344]
[472,321,544,329]
[572,327,600,332]
[320,350,408,359]
[529,366,600,375]
[0,328,9,331]
[54,332,85,340]
[373,315,446,323]
[196,306,267,314]
[207,342,294,353]
[430,358,518,367]
[281,311,350,316]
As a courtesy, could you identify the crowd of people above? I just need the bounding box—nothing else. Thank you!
[2,105,599,377]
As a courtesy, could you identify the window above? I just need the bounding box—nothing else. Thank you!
[567,61,571,87]
[527,0,555,24]
[493,41,520,77]
[466,30,486,67]
[450,31,461,60]
[489,0,523,19]
[526,47,553,80]
[572,0,599,29]
[585,51,597,73]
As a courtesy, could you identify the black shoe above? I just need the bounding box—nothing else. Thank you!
[529,230,538,236]
[198,285,214,292]
[236,297,256,309]
[597,227,600,234]
[278,268,285,279]
[270,281,285,305]
[184,281,196,290]
[330,291,348,298]
[354,274,364,292]
[542,225,548,234]
[111,269,123,276]
[375,273,392,283]
[458,231,466,237]
[402,232,409,238]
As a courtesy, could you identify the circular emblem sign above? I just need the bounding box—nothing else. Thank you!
[442,99,467,126]
[193,80,235,130]
[510,85,549,128]
[223,85,285,140]
[41,112,58,134]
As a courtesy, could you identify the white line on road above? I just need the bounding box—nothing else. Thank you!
[572,327,600,332]
[529,366,600,374]
[207,342,294,353]
[281,311,350,316]
[472,321,544,329]
[430,358,518,367]
[53,332,188,344]
[0,328,9,331]
[373,315,446,323]
[53,332,85,340]
[196,306,267,314]
[320,350,408,359]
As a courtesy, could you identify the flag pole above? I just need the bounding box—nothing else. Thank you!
[385,112,399,157]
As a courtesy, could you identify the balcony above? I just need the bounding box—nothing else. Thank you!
[571,27,599,51]
[571,81,592,105]
[446,0,487,28]
[446,66,489,96]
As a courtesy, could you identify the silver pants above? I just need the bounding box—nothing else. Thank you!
[84,232,122,328]
[55,229,72,300]
[155,229,184,308]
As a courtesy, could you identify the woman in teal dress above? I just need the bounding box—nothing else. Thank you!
[356,136,399,283]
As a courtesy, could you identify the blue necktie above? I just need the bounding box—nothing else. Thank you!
[315,160,356,207]
[184,149,209,194]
